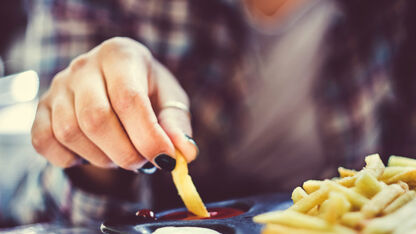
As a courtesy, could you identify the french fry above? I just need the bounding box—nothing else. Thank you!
[254,154,416,234]
[380,166,413,181]
[354,171,383,198]
[340,211,365,229]
[338,167,358,178]
[262,224,327,234]
[361,184,404,218]
[388,155,416,167]
[307,206,319,216]
[171,149,209,217]
[385,169,416,187]
[303,180,323,194]
[393,218,416,234]
[254,210,331,230]
[336,176,357,188]
[290,186,329,213]
[397,180,409,191]
[292,186,308,203]
[319,192,351,224]
[363,199,416,234]
[363,153,385,179]
[262,223,356,234]
[326,180,369,209]
[383,190,416,215]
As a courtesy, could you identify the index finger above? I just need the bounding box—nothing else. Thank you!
[98,38,176,171]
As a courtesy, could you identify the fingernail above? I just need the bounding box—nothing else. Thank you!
[137,162,157,174]
[154,154,176,171]
[185,134,199,156]
[73,157,90,166]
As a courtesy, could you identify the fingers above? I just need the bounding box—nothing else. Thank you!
[31,103,78,168]
[158,108,198,163]
[98,38,176,170]
[72,64,146,171]
[153,61,198,163]
[50,88,115,169]
[32,37,196,172]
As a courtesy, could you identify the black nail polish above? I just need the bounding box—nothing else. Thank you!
[73,156,90,167]
[155,154,176,171]
[79,158,90,165]
[185,134,199,155]
[137,162,157,174]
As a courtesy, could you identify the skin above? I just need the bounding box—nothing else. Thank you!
[31,38,198,172]
[31,0,306,193]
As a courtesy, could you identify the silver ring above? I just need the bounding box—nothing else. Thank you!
[161,101,190,115]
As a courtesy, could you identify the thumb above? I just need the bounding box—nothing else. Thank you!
[152,61,198,162]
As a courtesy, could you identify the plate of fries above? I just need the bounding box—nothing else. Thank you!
[254,154,416,234]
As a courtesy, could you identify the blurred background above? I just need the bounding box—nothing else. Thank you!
[0,0,42,220]
[0,0,416,229]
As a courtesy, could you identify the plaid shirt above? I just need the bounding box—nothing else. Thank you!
[2,0,415,229]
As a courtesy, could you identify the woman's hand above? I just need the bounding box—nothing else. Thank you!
[31,37,198,172]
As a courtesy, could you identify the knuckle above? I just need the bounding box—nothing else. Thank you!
[101,37,133,53]
[53,121,80,143]
[117,152,142,169]
[112,88,146,114]
[92,157,112,168]
[100,37,152,60]
[68,54,89,72]
[31,128,53,154]
[78,105,112,134]
[50,71,66,91]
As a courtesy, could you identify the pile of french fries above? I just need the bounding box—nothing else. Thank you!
[254,154,416,234]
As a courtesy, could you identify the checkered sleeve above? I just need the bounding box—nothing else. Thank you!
[2,0,159,227]
[5,158,149,227]
[41,165,148,227]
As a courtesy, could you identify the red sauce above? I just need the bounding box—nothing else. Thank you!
[159,207,244,221]
[135,209,155,219]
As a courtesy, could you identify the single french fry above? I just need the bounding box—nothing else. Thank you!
[290,186,329,213]
[319,192,351,224]
[262,224,326,234]
[397,180,409,191]
[326,180,369,209]
[383,190,416,215]
[386,169,416,187]
[262,224,356,234]
[337,176,357,188]
[303,180,323,194]
[388,155,416,167]
[254,210,331,230]
[292,186,308,203]
[363,199,416,234]
[380,167,413,181]
[354,171,383,198]
[364,153,385,178]
[393,217,416,234]
[307,205,319,216]
[338,167,358,178]
[340,211,365,229]
[361,184,404,218]
[171,149,209,217]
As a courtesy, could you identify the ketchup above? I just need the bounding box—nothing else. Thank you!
[135,209,156,220]
[159,207,244,221]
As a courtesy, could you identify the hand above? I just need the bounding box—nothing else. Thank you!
[31,37,198,172]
